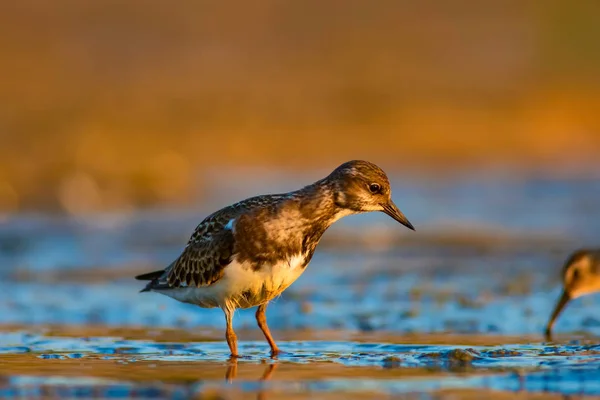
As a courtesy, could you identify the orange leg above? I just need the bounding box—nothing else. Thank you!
[224,308,238,358]
[256,303,280,356]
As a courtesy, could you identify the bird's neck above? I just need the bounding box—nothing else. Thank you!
[263,183,348,264]
[233,182,353,268]
[291,180,353,229]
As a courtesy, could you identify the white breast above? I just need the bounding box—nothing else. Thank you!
[155,254,308,310]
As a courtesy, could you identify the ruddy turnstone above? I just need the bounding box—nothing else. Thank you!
[545,249,600,339]
[135,160,415,357]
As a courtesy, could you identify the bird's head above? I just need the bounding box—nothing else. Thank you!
[545,249,600,340]
[562,250,600,298]
[326,160,415,231]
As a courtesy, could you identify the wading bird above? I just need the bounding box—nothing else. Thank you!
[136,160,415,357]
[545,249,600,340]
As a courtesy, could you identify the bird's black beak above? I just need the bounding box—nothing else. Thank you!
[545,289,571,341]
[381,201,415,231]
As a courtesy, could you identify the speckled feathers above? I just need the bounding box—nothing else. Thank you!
[136,160,414,298]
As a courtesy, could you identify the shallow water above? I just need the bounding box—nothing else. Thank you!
[1,172,600,398]
[1,329,600,399]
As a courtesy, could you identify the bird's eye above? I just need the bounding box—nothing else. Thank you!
[369,183,381,193]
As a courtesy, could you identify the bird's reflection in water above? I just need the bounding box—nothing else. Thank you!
[224,360,278,400]
[225,360,277,383]
[225,361,237,383]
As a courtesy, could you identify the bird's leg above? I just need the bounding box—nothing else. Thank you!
[224,308,239,358]
[256,303,280,357]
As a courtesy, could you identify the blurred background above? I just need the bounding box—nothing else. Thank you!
[1,0,600,215]
[4,2,600,397]
[1,0,600,336]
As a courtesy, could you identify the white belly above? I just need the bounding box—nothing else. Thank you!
[154,254,308,309]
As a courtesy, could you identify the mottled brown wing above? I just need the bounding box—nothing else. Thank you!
[166,227,235,288]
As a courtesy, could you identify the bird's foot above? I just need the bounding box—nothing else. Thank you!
[270,348,283,359]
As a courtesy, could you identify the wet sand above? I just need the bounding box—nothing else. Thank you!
[2,325,600,399]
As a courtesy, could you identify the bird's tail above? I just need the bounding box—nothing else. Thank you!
[135,270,164,281]
[135,269,164,292]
